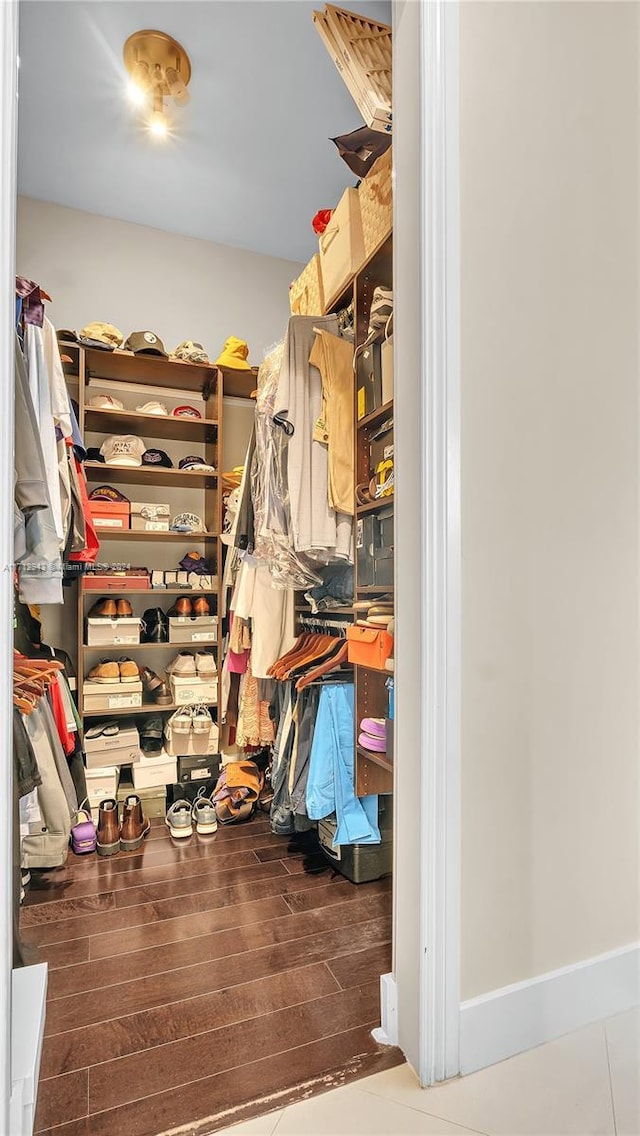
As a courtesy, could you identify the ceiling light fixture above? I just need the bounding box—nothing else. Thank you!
[123,30,191,140]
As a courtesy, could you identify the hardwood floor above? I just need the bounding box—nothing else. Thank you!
[21,812,400,1136]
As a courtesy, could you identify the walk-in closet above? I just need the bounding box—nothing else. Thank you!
[10,3,400,1133]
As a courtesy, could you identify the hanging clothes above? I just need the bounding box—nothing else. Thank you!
[309,329,355,515]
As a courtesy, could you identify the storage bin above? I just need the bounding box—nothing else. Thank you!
[312,6,392,135]
[132,751,177,791]
[318,187,365,304]
[168,615,218,644]
[347,624,393,671]
[88,499,130,530]
[359,148,392,258]
[317,812,392,883]
[82,572,149,591]
[178,754,221,783]
[85,766,119,810]
[356,507,393,589]
[168,675,218,706]
[86,617,141,647]
[289,254,325,317]
[84,721,140,769]
[131,502,170,532]
[83,679,143,713]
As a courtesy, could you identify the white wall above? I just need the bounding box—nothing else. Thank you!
[460,1,639,1000]
[16,197,301,367]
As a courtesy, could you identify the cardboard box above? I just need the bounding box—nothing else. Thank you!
[86,617,141,647]
[168,675,218,706]
[132,750,177,791]
[178,754,221,783]
[83,572,149,591]
[168,615,218,644]
[84,722,140,769]
[319,187,365,303]
[83,679,143,713]
[89,499,130,530]
[164,722,219,757]
[381,335,394,404]
[85,766,119,810]
[131,502,170,532]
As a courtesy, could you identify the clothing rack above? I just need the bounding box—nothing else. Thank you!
[297,614,352,634]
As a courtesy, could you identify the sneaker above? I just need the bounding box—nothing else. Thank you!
[192,792,218,835]
[167,706,193,734]
[117,657,140,682]
[88,659,121,684]
[195,653,216,679]
[165,799,193,839]
[191,705,213,733]
[120,794,151,852]
[167,652,197,677]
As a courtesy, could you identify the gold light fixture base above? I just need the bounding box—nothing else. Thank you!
[123,29,191,95]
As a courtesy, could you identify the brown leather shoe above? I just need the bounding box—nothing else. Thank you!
[193,596,210,615]
[116,598,133,617]
[89,597,117,618]
[174,596,193,616]
[120,794,150,852]
[96,799,120,856]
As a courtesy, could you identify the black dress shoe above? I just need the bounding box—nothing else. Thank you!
[141,608,169,643]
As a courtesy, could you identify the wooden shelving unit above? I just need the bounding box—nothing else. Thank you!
[61,345,257,720]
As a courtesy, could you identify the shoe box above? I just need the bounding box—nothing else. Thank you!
[117,770,166,819]
[86,617,141,647]
[177,754,221,783]
[164,722,219,757]
[168,675,218,705]
[82,571,150,591]
[317,797,393,884]
[381,335,394,404]
[130,502,170,532]
[84,721,141,770]
[85,765,119,811]
[88,498,130,530]
[82,679,143,713]
[168,615,218,644]
[132,750,178,791]
[356,506,394,589]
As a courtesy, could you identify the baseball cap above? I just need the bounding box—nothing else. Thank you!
[100,435,146,467]
[88,485,130,503]
[78,323,124,350]
[173,405,202,419]
[170,512,207,533]
[174,341,209,364]
[124,331,167,357]
[136,401,168,416]
[88,394,125,410]
[57,329,78,343]
[86,447,105,463]
[142,448,173,469]
[214,336,251,370]
[179,455,216,472]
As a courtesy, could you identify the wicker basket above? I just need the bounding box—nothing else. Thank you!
[313,5,392,134]
[289,253,325,317]
[359,148,392,259]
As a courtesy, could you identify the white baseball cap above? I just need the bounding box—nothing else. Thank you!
[100,435,146,467]
[88,394,124,410]
[136,401,168,416]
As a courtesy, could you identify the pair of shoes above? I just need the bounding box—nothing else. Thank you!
[139,666,172,704]
[141,608,169,643]
[88,657,139,683]
[70,801,97,854]
[165,792,217,839]
[89,597,133,618]
[167,705,214,736]
[96,796,150,855]
[167,652,216,679]
[169,596,210,617]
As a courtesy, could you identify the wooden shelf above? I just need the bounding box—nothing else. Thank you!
[356,496,394,516]
[81,587,217,598]
[85,461,217,489]
[82,700,217,719]
[95,529,218,542]
[356,585,395,594]
[82,348,218,394]
[357,744,393,773]
[220,367,258,400]
[357,399,394,432]
[82,642,218,651]
[84,406,217,444]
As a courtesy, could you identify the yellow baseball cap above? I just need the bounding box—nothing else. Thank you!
[214,336,251,370]
[78,322,124,349]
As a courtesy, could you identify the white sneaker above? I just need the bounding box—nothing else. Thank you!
[195,652,216,678]
[167,652,197,677]
[191,705,213,733]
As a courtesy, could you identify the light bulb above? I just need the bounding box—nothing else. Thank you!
[166,66,190,107]
[127,79,148,106]
[148,108,168,138]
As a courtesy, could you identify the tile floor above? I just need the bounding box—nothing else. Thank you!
[213,1008,640,1136]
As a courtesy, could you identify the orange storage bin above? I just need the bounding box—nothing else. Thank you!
[347,624,393,670]
[88,499,130,531]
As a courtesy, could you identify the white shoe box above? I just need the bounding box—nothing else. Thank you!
[85,766,119,809]
[168,615,218,644]
[86,617,141,647]
[132,750,177,791]
[83,679,143,713]
[164,722,219,757]
[84,722,141,769]
[168,675,218,706]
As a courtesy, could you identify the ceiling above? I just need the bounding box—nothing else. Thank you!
[17,0,390,263]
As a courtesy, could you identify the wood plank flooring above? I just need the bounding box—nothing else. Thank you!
[21,812,400,1136]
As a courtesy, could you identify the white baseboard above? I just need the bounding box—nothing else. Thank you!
[372,972,398,1047]
[459,941,640,1075]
